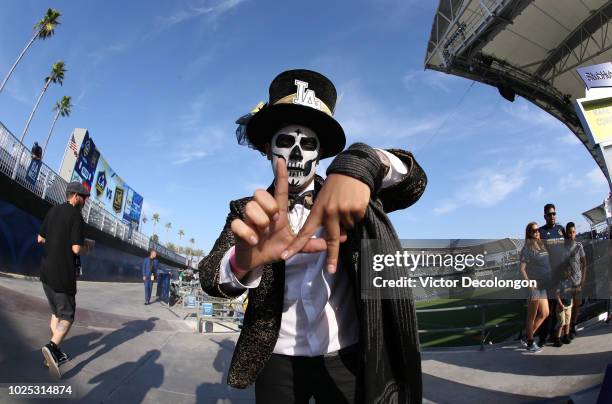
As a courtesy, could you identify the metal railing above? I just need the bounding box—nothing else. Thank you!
[0,121,187,266]
[417,301,524,349]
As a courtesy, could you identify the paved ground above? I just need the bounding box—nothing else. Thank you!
[0,275,250,403]
[0,274,610,403]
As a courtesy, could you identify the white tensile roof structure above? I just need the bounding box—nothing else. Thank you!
[582,203,607,226]
[424,0,612,175]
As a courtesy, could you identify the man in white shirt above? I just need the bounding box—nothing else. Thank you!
[200,69,426,403]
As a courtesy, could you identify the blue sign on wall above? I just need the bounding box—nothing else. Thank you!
[25,159,42,187]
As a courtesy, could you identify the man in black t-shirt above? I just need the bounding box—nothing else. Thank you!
[537,203,566,346]
[37,181,94,378]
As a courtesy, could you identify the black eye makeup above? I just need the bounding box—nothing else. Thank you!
[300,137,318,151]
[275,134,295,148]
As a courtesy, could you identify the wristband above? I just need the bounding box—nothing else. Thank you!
[229,246,250,276]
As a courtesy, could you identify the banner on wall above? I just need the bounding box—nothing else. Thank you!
[60,130,144,226]
[58,128,88,183]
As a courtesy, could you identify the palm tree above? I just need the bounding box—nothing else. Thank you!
[152,213,160,234]
[42,95,71,158]
[0,8,61,94]
[165,222,172,234]
[178,229,185,240]
[20,60,66,143]
[188,238,195,263]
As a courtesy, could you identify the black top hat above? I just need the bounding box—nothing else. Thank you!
[245,69,346,159]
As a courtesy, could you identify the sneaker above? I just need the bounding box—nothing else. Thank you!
[561,335,572,344]
[526,343,543,353]
[43,349,69,368]
[520,338,528,348]
[553,338,563,347]
[56,348,70,365]
[41,344,61,379]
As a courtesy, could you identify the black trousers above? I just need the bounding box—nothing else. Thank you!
[255,345,362,404]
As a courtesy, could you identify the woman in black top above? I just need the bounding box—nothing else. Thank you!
[519,222,551,352]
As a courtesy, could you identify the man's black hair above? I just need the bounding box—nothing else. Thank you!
[566,222,575,233]
[544,203,556,213]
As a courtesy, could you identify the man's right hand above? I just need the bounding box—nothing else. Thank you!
[230,158,329,271]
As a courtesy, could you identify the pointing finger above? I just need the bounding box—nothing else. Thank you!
[274,158,288,215]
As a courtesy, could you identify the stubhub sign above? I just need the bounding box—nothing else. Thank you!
[577,62,612,89]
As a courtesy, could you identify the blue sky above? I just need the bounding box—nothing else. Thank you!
[1,0,609,253]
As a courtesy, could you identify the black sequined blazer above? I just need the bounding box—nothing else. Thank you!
[200,143,427,403]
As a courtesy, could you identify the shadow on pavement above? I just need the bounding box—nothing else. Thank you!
[423,373,541,403]
[426,325,612,377]
[61,317,159,379]
[196,339,254,402]
[80,349,163,403]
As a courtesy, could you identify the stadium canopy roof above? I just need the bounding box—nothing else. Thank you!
[424,0,612,175]
[582,203,606,225]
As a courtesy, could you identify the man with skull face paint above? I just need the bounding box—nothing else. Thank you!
[200,70,427,403]
[271,125,319,191]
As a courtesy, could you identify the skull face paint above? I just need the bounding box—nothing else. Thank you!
[270,125,320,193]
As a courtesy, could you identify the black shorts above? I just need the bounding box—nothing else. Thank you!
[42,283,76,322]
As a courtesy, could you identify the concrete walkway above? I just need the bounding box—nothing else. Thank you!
[0,274,610,403]
[422,323,612,403]
[0,275,251,403]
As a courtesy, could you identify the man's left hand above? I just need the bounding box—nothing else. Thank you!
[283,173,370,273]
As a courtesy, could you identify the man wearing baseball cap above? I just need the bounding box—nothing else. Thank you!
[37,181,94,378]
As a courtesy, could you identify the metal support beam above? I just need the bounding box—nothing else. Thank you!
[424,0,471,66]
[427,54,607,176]
[535,2,612,81]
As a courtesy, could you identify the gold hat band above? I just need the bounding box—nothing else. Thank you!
[273,93,333,117]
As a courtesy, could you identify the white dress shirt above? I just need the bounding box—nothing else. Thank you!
[218,149,407,356]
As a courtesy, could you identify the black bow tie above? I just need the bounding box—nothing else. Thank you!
[288,190,314,210]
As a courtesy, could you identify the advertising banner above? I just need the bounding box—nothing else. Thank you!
[58,128,88,183]
[70,132,100,192]
[64,130,144,226]
[578,97,612,144]
[25,158,42,187]
[577,62,612,90]
[123,187,144,223]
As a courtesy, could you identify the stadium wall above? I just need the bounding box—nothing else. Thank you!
[0,173,184,282]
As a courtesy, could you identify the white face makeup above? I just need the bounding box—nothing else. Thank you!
[270,125,320,193]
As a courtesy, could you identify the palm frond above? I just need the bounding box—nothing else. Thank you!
[34,9,61,39]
